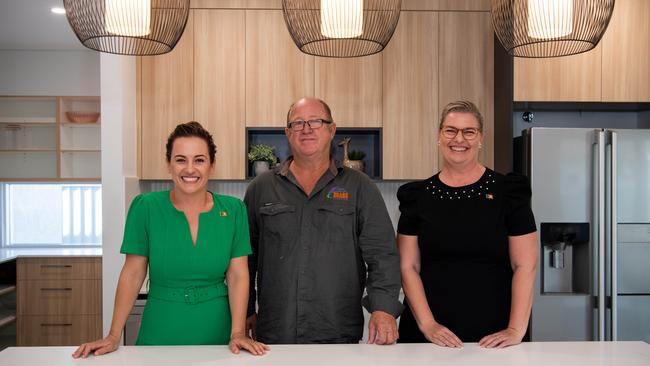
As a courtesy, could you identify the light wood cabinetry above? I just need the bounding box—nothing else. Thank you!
[194,10,246,179]
[439,11,494,167]
[601,0,650,102]
[514,0,649,102]
[0,96,101,180]
[16,257,102,346]
[140,12,195,179]
[513,46,602,102]
[245,10,314,127]
[315,55,382,127]
[383,12,439,180]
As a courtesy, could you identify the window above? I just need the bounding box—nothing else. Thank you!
[1,183,102,247]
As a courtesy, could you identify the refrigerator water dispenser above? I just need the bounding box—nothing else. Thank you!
[540,223,590,294]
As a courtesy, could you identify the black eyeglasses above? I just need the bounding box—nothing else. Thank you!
[287,119,332,131]
[441,126,481,140]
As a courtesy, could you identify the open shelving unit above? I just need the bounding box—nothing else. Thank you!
[0,96,101,181]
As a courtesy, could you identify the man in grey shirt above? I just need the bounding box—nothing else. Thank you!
[244,97,402,344]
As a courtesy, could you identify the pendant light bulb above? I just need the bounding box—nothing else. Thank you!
[527,0,573,39]
[320,0,363,39]
[105,0,152,37]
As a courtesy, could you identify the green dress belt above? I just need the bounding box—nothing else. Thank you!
[148,282,228,305]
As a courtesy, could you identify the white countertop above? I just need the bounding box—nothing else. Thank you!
[0,247,102,264]
[0,342,648,366]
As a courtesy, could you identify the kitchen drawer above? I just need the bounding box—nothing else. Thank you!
[17,257,101,281]
[17,279,101,316]
[17,315,101,346]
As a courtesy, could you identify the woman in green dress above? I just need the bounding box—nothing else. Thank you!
[73,122,269,357]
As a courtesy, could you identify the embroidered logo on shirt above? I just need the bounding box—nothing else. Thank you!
[326,186,350,201]
[485,193,494,200]
[220,211,228,217]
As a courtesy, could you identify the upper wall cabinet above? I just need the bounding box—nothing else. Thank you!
[601,0,650,102]
[194,10,246,180]
[514,0,649,102]
[438,11,494,167]
[245,10,314,127]
[383,12,439,180]
[315,56,382,128]
[140,12,194,179]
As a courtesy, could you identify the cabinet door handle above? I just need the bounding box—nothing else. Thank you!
[40,323,72,327]
[40,265,72,268]
[40,288,72,291]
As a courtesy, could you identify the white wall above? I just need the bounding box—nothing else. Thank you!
[0,50,99,95]
[100,54,139,336]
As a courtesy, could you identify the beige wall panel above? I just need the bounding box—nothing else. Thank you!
[140,13,194,179]
[514,45,602,102]
[246,10,315,127]
[192,0,281,9]
[602,0,650,102]
[403,0,490,11]
[194,10,246,179]
[315,55,382,127]
[439,11,494,169]
[383,12,438,180]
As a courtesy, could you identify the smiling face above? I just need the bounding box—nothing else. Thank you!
[438,111,483,167]
[285,98,336,160]
[168,136,214,195]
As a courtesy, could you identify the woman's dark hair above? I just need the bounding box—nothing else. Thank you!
[165,121,217,163]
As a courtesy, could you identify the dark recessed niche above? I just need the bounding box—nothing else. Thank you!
[246,128,382,179]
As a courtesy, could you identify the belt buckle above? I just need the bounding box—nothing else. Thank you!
[184,286,198,305]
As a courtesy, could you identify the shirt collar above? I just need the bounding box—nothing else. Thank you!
[276,156,341,177]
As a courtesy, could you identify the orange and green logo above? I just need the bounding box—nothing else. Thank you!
[326,186,350,201]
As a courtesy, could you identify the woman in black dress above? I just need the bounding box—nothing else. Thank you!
[397,101,537,348]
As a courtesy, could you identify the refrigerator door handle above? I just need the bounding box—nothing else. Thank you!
[609,130,618,341]
[597,130,606,341]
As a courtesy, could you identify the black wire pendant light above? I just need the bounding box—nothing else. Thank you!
[64,0,190,56]
[491,0,615,58]
[282,0,402,58]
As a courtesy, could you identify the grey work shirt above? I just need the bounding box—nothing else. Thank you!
[244,157,403,344]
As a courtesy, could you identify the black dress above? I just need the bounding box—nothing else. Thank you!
[396,168,536,343]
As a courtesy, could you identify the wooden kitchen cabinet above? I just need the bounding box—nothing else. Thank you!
[16,257,102,346]
[439,11,494,167]
[601,0,650,102]
[245,10,314,127]
[514,0,649,102]
[139,12,194,179]
[382,11,439,180]
[315,55,382,127]
[194,9,246,179]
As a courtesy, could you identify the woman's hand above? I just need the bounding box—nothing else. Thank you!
[420,320,463,348]
[72,334,120,358]
[479,327,524,348]
[229,332,269,356]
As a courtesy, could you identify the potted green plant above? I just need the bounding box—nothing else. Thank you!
[248,144,277,176]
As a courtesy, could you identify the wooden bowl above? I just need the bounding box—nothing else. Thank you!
[66,111,100,123]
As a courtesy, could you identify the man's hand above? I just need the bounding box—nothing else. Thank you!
[367,310,398,345]
[246,313,258,340]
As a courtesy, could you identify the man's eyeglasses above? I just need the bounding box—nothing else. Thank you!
[441,126,480,140]
[287,119,332,131]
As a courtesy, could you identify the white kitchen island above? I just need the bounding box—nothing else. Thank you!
[0,342,648,366]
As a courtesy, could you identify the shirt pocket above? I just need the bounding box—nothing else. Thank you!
[317,204,356,245]
[259,204,297,247]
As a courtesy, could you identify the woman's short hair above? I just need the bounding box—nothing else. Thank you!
[439,100,484,132]
[165,121,217,163]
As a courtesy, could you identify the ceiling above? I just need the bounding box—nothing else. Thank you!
[0,0,86,50]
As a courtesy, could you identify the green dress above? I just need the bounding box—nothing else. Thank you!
[120,190,252,345]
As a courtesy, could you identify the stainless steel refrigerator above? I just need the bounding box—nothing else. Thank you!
[521,127,650,342]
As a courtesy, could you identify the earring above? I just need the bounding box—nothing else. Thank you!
[437,141,440,146]
[479,143,483,149]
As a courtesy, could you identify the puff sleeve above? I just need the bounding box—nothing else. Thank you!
[120,194,150,257]
[504,173,537,236]
[396,181,422,236]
